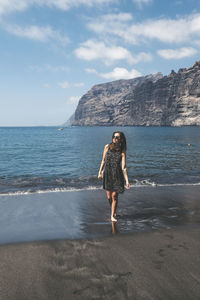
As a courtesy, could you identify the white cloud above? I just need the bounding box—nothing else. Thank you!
[58,81,84,88]
[132,0,152,8]
[132,52,153,63]
[5,24,69,44]
[0,0,28,15]
[100,67,142,80]
[87,13,133,39]
[90,13,133,25]
[157,47,198,59]
[130,18,190,44]
[43,0,115,10]
[88,13,200,45]
[86,67,142,80]
[58,81,70,89]
[74,40,152,65]
[68,96,81,104]
[0,0,116,15]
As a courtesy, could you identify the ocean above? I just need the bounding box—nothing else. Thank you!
[0,126,200,195]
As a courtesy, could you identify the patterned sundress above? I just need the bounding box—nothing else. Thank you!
[103,145,125,193]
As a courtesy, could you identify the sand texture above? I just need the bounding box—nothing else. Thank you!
[0,226,200,300]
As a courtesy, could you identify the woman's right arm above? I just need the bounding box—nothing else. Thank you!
[98,144,109,179]
[122,151,130,189]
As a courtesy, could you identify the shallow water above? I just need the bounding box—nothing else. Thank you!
[0,126,200,195]
[0,185,199,244]
[80,185,200,238]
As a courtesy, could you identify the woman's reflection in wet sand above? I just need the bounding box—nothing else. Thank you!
[111,221,118,234]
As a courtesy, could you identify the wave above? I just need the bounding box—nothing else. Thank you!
[133,179,200,187]
[1,181,200,197]
[0,186,101,196]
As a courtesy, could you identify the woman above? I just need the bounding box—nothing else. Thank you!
[98,131,130,222]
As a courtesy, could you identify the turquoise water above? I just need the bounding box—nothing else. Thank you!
[0,126,200,194]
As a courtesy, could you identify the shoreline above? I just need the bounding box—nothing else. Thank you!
[0,185,200,299]
[1,181,200,197]
[0,226,199,299]
[0,185,199,245]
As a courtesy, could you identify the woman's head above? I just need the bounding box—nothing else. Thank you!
[110,131,127,152]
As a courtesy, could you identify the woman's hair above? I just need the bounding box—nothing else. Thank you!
[109,131,127,152]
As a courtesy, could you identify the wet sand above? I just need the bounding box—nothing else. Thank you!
[0,185,200,299]
[0,185,200,244]
[0,226,200,299]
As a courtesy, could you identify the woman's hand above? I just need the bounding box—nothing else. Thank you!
[98,171,103,180]
[126,182,130,189]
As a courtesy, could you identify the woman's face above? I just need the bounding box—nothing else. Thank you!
[113,132,121,143]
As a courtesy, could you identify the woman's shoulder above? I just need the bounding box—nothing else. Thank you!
[104,144,110,151]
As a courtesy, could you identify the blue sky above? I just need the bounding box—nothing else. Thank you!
[1,0,200,126]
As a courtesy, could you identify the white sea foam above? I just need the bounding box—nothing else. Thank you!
[0,182,200,197]
[133,179,157,187]
[0,186,102,196]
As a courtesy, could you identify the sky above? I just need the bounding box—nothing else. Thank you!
[1,0,200,126]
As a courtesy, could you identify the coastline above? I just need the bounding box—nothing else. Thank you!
[0,185,200,299]
[0,185,200,245]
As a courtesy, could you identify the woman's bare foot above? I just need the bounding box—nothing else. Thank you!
[111,215,117,222]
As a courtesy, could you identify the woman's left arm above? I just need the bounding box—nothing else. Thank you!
[121,151,130,189]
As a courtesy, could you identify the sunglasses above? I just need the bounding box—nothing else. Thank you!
[113,135,120,139]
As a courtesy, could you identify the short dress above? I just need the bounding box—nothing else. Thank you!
[103,145,125,193]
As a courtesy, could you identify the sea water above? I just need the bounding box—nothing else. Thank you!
[0,126,200,195]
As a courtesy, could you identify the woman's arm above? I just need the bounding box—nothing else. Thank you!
[121,151,130,189]
[98,144,109,179]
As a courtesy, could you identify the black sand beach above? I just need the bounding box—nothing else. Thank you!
[0,227,200,299]
[0,185,200,299]
[0,185,200,244]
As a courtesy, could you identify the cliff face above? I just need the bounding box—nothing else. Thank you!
[70,61,200,126]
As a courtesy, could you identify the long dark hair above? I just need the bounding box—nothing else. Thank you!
[109,131,127,152]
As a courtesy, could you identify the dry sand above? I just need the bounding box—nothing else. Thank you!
[0,226,200,300]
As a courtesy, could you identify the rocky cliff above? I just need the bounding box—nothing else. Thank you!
[69,61,200,126]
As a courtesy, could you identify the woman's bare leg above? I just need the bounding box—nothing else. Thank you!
[106,190,112,207]
[114,193,118,217]
[111,191,118,222]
